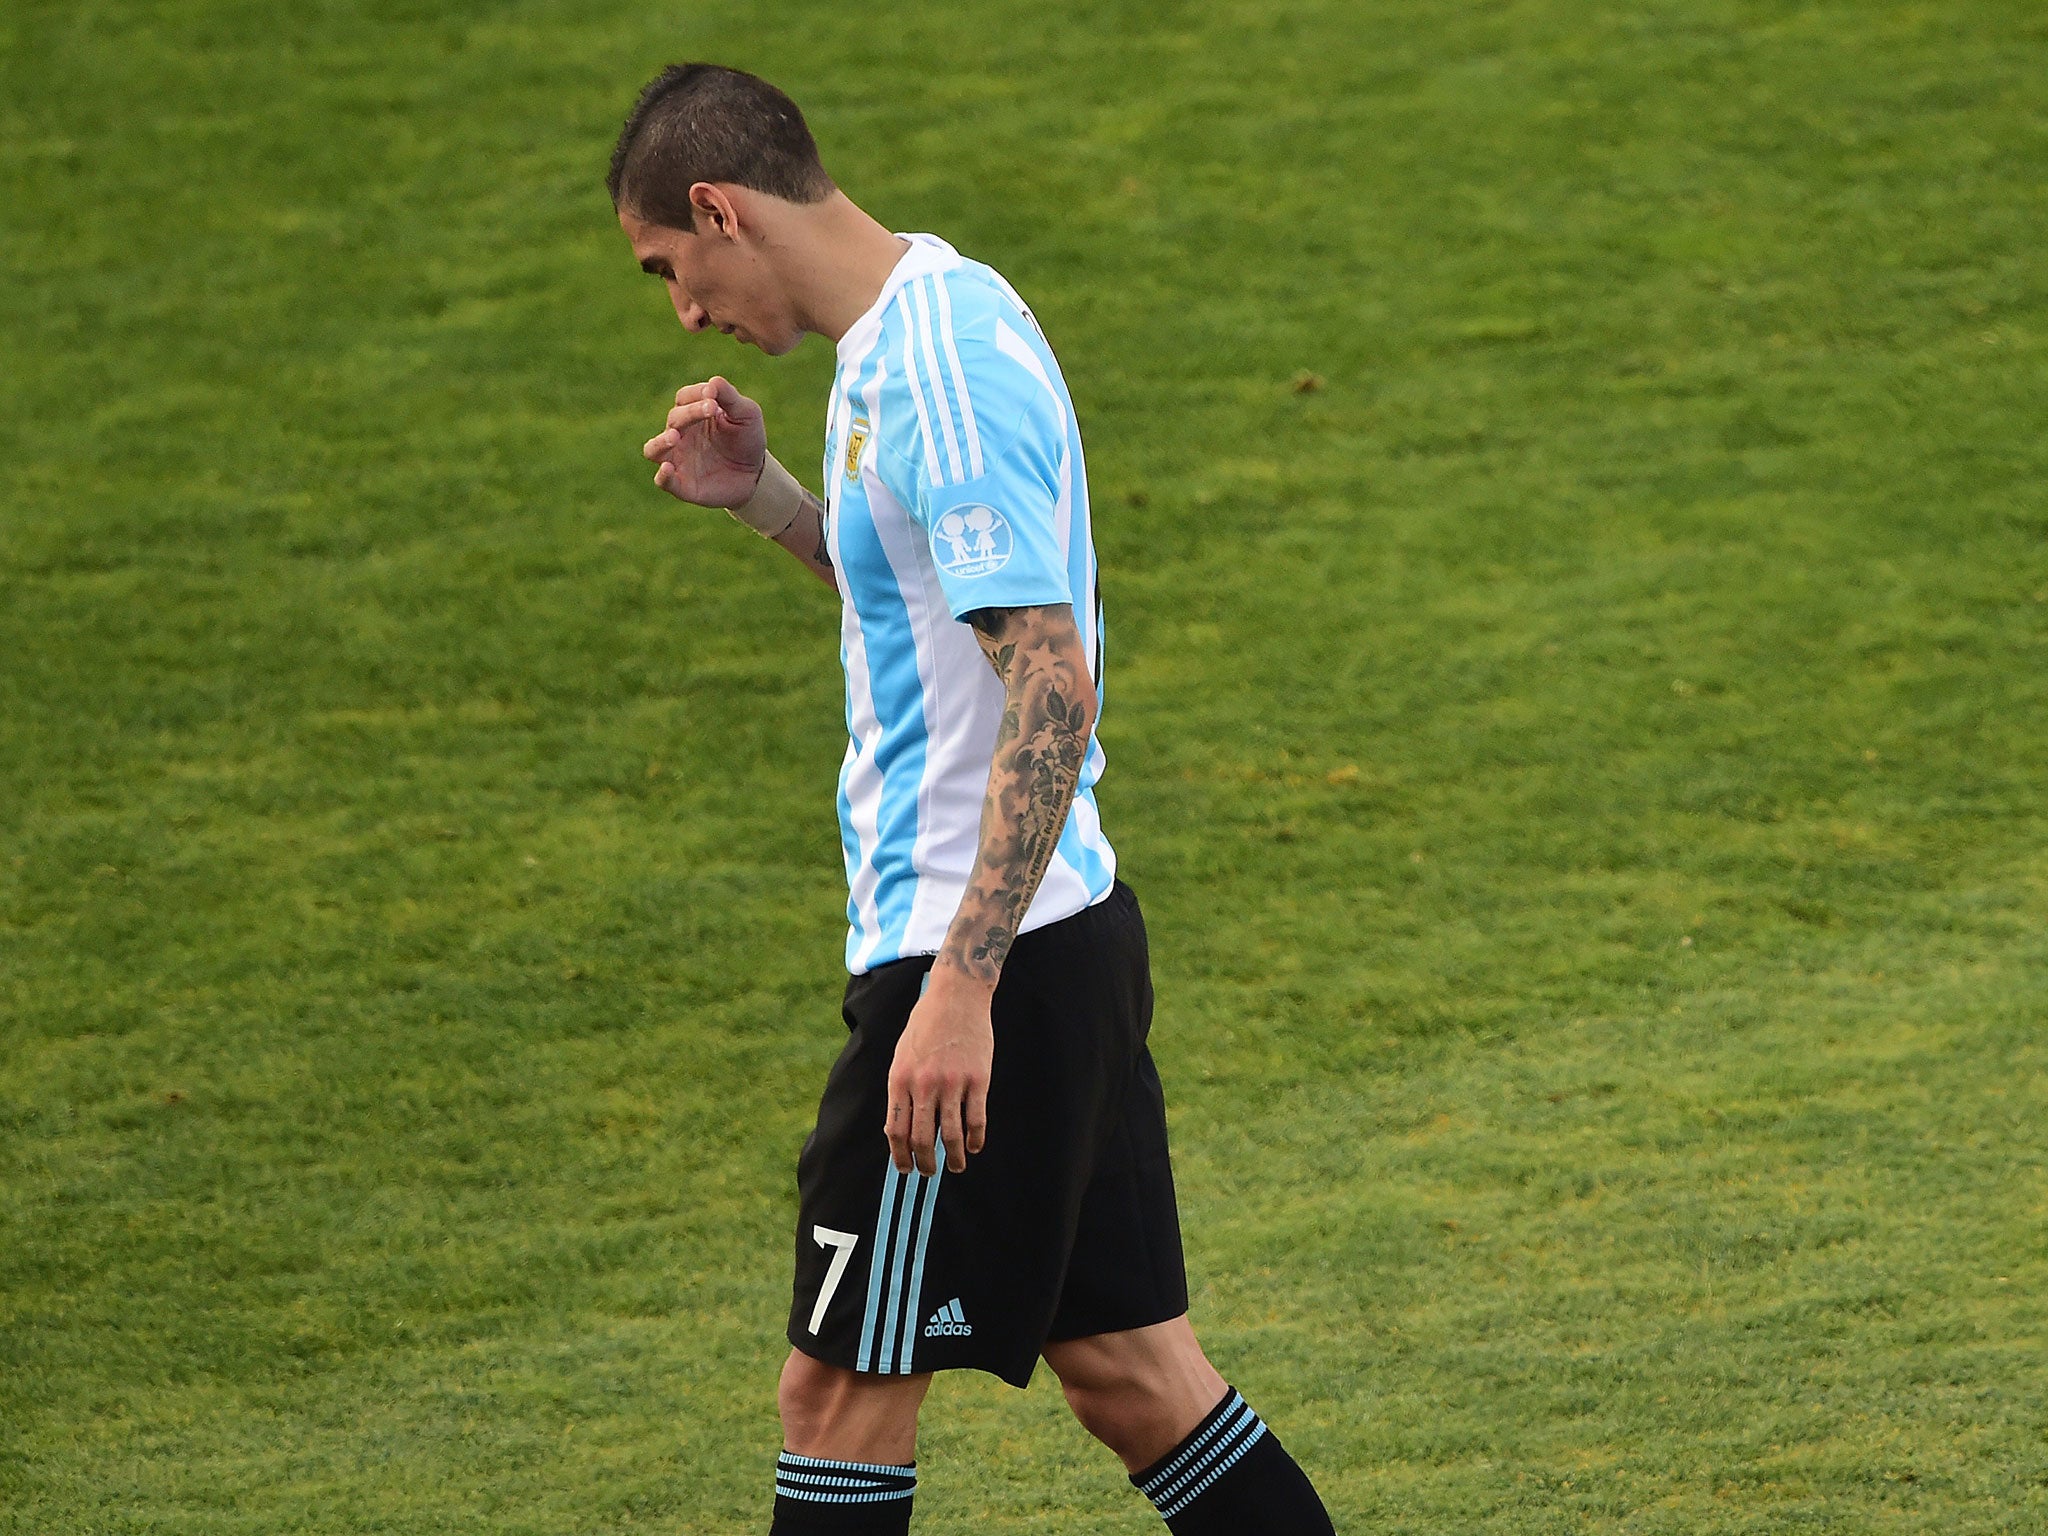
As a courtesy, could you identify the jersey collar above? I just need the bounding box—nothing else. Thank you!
[835,232,958,364]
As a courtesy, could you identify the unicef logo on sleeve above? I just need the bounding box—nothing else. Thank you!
[932,505,1013,578]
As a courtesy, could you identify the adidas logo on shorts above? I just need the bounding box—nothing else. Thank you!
[923,1298,972,1338]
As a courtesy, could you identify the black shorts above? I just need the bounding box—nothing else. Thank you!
[786,879,1189,1388]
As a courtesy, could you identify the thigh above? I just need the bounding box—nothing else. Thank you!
[1046,893,1190,1342]
[787,887,1148,1389]
[1041,1314,1219,1396]
[788,955,941,1377]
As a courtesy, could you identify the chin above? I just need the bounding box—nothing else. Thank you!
[758,329,806,358]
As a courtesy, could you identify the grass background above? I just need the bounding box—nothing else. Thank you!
[4,0,2046,1530]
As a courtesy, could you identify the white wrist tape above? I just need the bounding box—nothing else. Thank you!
[729,454,805,539]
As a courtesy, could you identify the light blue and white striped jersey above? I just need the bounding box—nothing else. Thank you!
[822,233,1116,974]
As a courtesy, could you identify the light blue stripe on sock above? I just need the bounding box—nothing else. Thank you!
[1147,1406,1263,1511]
[1157,1420,1268,1518]
[779,1453,915,1476]
[1140,1393,1248,1496]
[775,1449,917,1504]
[776,1486,914,1504]
[780,1470,883,1490]
[1156,1411,1256,1505]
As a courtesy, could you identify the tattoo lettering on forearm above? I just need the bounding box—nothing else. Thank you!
[771,488,836,589]
[805,491,833,577]
[941,605,1095,983]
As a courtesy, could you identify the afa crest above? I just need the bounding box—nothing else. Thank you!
[844,415,869,480]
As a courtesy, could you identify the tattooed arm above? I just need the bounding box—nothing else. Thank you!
[943,604,1097,980]
[884,602,1098,1177]
[766,487,837,590]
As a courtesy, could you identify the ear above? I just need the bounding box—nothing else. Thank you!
[689,182,743,240]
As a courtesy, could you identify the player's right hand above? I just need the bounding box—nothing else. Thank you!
[642,376,768,510]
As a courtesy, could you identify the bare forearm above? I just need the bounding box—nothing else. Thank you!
[769,487,837,590]
[936,607,1095,986]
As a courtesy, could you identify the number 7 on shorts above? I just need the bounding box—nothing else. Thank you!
[808,1226,860,1335]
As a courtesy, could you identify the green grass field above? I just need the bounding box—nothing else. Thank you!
[5,1,2046,1530]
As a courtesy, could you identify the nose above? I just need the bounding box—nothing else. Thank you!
[669,284,710,333]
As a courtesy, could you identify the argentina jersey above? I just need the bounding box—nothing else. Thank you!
[821,233,1116,974]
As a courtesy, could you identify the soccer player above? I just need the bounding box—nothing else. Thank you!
[609,63,1336,1536]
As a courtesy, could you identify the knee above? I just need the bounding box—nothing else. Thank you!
[1045,1319,1230,1472]
[1055,1357,1185,1465]
[1059,1372,1151,1457]
[776,1350,928,1464]
[777,1350,837,1447]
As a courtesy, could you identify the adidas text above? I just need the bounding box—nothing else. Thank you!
[923,1299,973,1338]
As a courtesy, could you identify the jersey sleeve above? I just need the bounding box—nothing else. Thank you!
[879,303,1075,621]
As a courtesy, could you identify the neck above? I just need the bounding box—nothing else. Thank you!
[764,193,912,343]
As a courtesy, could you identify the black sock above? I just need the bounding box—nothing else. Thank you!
[770,1451,916,1534]
[1129,1387,1334,1534]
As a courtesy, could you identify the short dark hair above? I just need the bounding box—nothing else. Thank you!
[607,63,835,231]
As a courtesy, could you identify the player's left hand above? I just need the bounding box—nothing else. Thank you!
[886,967,993,1176]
